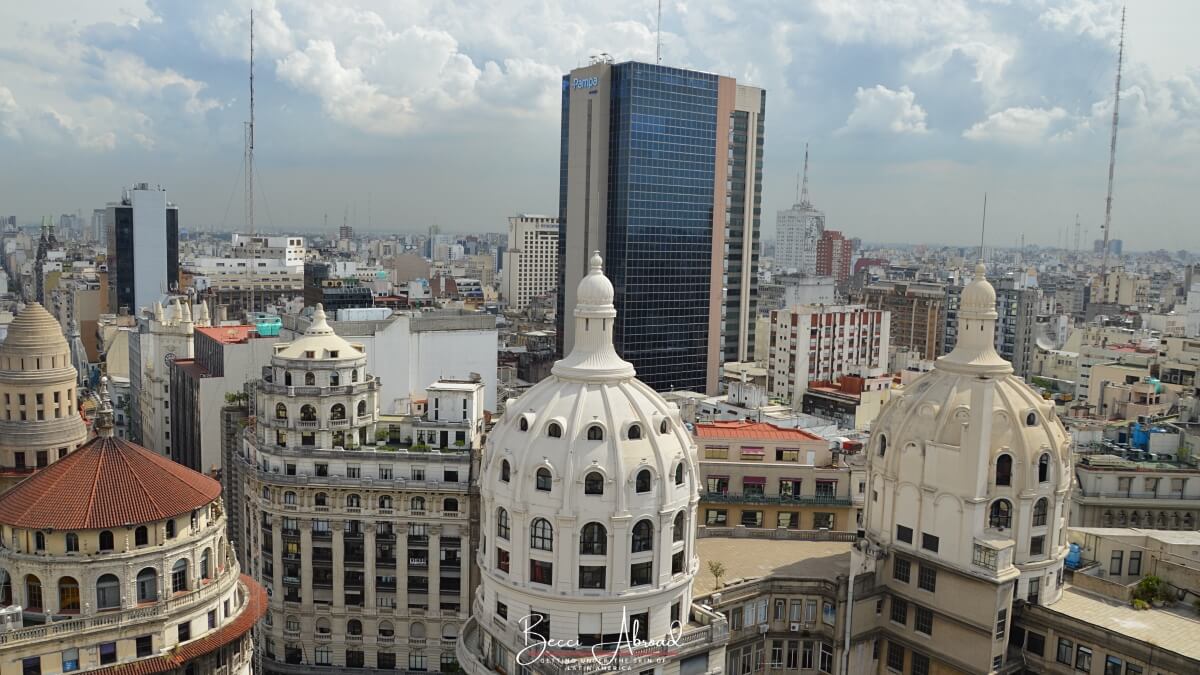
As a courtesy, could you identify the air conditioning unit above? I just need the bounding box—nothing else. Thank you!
[758,624,769,634]
[789,623,800,632]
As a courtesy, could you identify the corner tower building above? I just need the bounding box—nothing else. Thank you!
[854,263,1072,674]
[459,253,728,674]
[556,62,765,394]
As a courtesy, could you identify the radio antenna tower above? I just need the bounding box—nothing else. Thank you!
[799,143,811,208]
[656,0,663,64]
[245,10,257,315]
[979,192,988,262]
[1100,5,1125,275]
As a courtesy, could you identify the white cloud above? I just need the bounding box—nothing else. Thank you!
[0,85,20,140]
[838,85,929,135]
[39,107,117,151]
[95,51,220,115]
[962,106,1069,144]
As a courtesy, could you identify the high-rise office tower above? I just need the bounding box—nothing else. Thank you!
[502,214,559,311]
[776,155,825,275]
[105,182,180,315]
[556,60,765,394]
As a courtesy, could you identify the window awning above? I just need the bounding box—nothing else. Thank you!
[743,476,767,484]
[740,447,765,455]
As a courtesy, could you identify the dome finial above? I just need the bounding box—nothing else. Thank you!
[552,250,634,381]
[589,250,603,274]
[95,376,115,438]
[307,303,334,335]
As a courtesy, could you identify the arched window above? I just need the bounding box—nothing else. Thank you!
[1038,454,1050,483]
[262,486,271,500]
[379,620,395,637]
[519,417,529,432]
[878,434,887,457]
[1026,411,1038,427]
[171,559,189,593]
[635,469,652,494]
[284,491,297,505]
[580,523,607,555]
[584,472,605,495]
[530,518,553,551]
[995,455,1013,487]
[201,548,212,580]
[25,574,43,610]
[496,508,510,540]
[536,467,552,491]
[351,369,359,383]
[547,422,562,438]
[304,372,316,386]
[411,496,426,511]
[58,576,80,613]
[136,568,158,603]
[660,419,670,435]
[587,425,604,441]
[165,520,175,539]
[65,532,79,552]
[275,403,288,420]
[989,500,1012,529]
[675,463,685,485]
[284,372,292,386]
[316,617,331,635]
[628,424,642,440]
[34,532,45,551]
[673,511,686,542]
[330,371,340,386]
[99,530,114,552]
[314,493,328,507]
[330,404,346,420]
[0,571,11,606]
[444,498,459,512]
[1032,498,1049,527]
[135,526,148,547]
[346,494,361,508]
[348,619,362,636]
[632,520,654,553]
[96,573,120,610]
[410,622,426,638]
[379,495,393,509]
[500,460,511,482]
[300,405,316,421]
[356,400,367,417]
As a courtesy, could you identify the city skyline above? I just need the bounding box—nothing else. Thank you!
[0,1,1197,249]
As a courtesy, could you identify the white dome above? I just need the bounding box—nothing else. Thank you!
[476,255,700,642]
[865,261,1071,602]
[576,250,615,309]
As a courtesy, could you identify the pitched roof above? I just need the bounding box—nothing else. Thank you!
[0,435,221,530]
[693,420,822,442]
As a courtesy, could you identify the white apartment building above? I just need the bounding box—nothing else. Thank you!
[502,214,559,310]
[231,234,306,265]
[129,297,205,455]
[768,304,890,404]
[234,307,481,673]
[775,200,824,275]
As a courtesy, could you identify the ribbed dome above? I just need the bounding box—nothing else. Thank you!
[1,302,68,354]
[960,262,998,318]
[576,251,615,308]
[274,304,363,360]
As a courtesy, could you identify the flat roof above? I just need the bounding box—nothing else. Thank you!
[196,325,258,344]
[1046,586,1200,661]
[694,536,852,596]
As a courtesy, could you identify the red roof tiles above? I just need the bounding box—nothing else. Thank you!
[0,435,222,530]
[693,420,822,442]
[92,575,267,675]
[195,325,256,344]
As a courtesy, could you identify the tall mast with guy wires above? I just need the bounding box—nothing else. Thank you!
[246,10,256,314]
[1100,5,1125,275]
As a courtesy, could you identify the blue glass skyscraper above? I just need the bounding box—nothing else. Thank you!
[556,60,765,394]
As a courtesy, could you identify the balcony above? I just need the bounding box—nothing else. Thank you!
[329,417,350,428]
[701,491,852,507]
[296,419,319,430]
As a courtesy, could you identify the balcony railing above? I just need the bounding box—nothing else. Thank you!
[700,491,852,506]
[1075,490,1198,501]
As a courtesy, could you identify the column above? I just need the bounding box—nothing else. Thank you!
[364,523,377,610]
[428,525,441,617]
[396,523,409,613]
[301,519,314,608]
[272,516,284,601]
[332,520,345,611]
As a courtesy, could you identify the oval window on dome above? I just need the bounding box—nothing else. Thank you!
[547,422,562,438]
[628,424,642,440]
[878,435,887,457]
[586,425,604,441]
[500,460,511,482]
[518,417,529,432]
[635,469,652,494]
[1026,411,1038,427]
[675,463,684,485]
[659,419,670,435]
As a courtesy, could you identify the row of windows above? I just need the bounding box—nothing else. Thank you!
[495,510,687,553]
[267,491,458,512]
[276,369,363,386]
[706,509,836,530]
[0,556,212,612]
[273,401,368,420]
[516,416,671,439]
[499,461,684,493]
[732,640,834,674]
[11,516,195,554]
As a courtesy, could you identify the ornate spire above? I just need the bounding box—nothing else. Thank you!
[95,376,115,438]
[307,303,334,335]
[551,252,635,382]
[937,262,1011,375]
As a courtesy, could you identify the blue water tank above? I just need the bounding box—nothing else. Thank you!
[1065,543,1082,570]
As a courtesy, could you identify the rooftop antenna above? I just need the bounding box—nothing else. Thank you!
[799,143,811,208]
[656,0,663,64]
[245,9,256,313]
[979,192,988,262]
[1100,5,1126,276]
[1074,213,1081,253]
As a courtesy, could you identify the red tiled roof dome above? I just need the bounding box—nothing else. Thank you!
[0,435,221,530]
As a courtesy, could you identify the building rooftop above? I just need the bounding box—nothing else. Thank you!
[195,325,258,345]
[693,536,852,596]
[0,435,222,529]
[1044,586,1200,662]
[694,420,823,442]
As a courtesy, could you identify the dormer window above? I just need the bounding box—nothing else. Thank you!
[330,350,339,358]
[305,351,315,359]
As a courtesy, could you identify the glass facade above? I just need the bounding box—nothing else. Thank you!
[722,92,766,364]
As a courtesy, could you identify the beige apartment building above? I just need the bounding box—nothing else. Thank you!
[695,421,855,532]
[1071,454,1199,530]
[233,305,481,673]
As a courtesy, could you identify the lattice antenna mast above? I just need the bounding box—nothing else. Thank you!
[979,192,988,262]
[246,10,256,315]
[656,0,663,64]
[799,143,811,208]
[1100,5,1125,275]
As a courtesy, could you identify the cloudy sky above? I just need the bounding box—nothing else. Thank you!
[0,0,1197,250]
